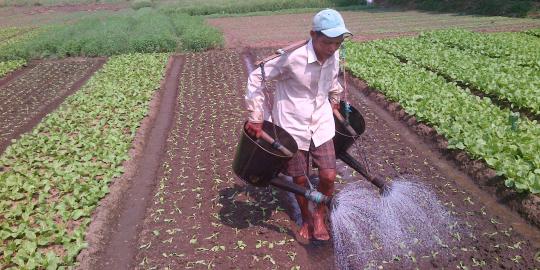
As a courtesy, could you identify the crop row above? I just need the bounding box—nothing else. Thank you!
[420,29,540,69]
[345,41,540,194]
[0,27,46,60]
[525,27,540,37]
[371,36,540,115]
[0,9,222,61]
[0,53,169,268]
[0,59,100,151]
[0,27,27,42]
[0,59,26,77]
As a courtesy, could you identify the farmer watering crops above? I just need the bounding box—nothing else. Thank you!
[244,9,351,241]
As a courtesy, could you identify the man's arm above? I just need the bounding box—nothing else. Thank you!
[245,57,284,137]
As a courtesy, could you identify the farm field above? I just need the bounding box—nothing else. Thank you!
[0,58,105,154]
[0,2,539,269]
[207,9,540,47]
[86,47,540,269]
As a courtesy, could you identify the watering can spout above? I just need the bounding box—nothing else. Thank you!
[269,177,332,206]
[337,151,392,196]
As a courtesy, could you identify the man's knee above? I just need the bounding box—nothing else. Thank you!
[293,175,309,186]
[319,169,336,183]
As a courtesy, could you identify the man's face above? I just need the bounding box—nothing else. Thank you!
[310,31,345,62]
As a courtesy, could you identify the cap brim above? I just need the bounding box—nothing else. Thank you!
[321,27,352,38]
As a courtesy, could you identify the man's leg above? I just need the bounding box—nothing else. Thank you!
[283,150,313,240]
[309,140,336,241]
[313,168,335,240]
[293,175,313,240]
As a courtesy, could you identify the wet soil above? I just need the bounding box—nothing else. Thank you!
[0,57,105,155]
[87,47,540,269]
[79,55,185,270]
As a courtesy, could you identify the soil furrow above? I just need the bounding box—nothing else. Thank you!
[86,55,184,270]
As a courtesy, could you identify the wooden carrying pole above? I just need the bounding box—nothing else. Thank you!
[333,109,358,136]
[258,130,294,157]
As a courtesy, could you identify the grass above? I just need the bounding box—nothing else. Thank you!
[0,8,223,60]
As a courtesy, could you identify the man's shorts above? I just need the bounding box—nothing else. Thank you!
[283,139,336,177]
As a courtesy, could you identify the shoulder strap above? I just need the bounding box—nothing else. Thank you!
[254,39,309,66]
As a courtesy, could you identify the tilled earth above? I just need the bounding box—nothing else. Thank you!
[0,58,105,154]
[99,48,540,269]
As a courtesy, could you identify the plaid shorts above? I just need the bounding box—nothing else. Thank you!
[283,139,336,177]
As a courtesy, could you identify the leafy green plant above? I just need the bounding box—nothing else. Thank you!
[0,59,26,77]
[371,33,540,115]
[0,53,169,268]
[345,40,540,193]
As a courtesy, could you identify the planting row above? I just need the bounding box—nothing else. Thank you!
[0,27,27,42]
[421,29,540,69]
[135,50,305,269]
[0,53,168,269]
[0,27,45,60]
[0,59,25,77]
[371,35,540,115]
[0,9,222,61]
[525,27,540,37]
[345,41,540,194]
[0,59,101,153]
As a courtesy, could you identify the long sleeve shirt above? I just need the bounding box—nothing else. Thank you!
[245,39,343,151]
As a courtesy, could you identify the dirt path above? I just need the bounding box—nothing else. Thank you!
[85,47,540,269]
[0,58,105,155]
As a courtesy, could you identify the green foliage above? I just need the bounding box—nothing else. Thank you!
[159,0,360,16]
[131,0,153,10]
[373,30,540,115]
[524,27,540,37]
[0,53,169,267]
[345,40,540,193]
[0,59,26,77]
[384,0,537,17]
[0,10,222,60]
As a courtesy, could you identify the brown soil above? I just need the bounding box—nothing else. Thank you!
[207,12,540,48]
[0,57,106,155]
[85,47,540,269]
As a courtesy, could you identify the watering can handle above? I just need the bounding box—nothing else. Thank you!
[259,131,294,158]
[333,109,357,136]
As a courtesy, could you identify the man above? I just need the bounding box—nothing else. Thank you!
[244,9,351,241]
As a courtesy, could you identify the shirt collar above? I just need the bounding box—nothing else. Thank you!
[307,39,318,64]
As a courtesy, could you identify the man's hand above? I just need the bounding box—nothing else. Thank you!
[245,122,263,138]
